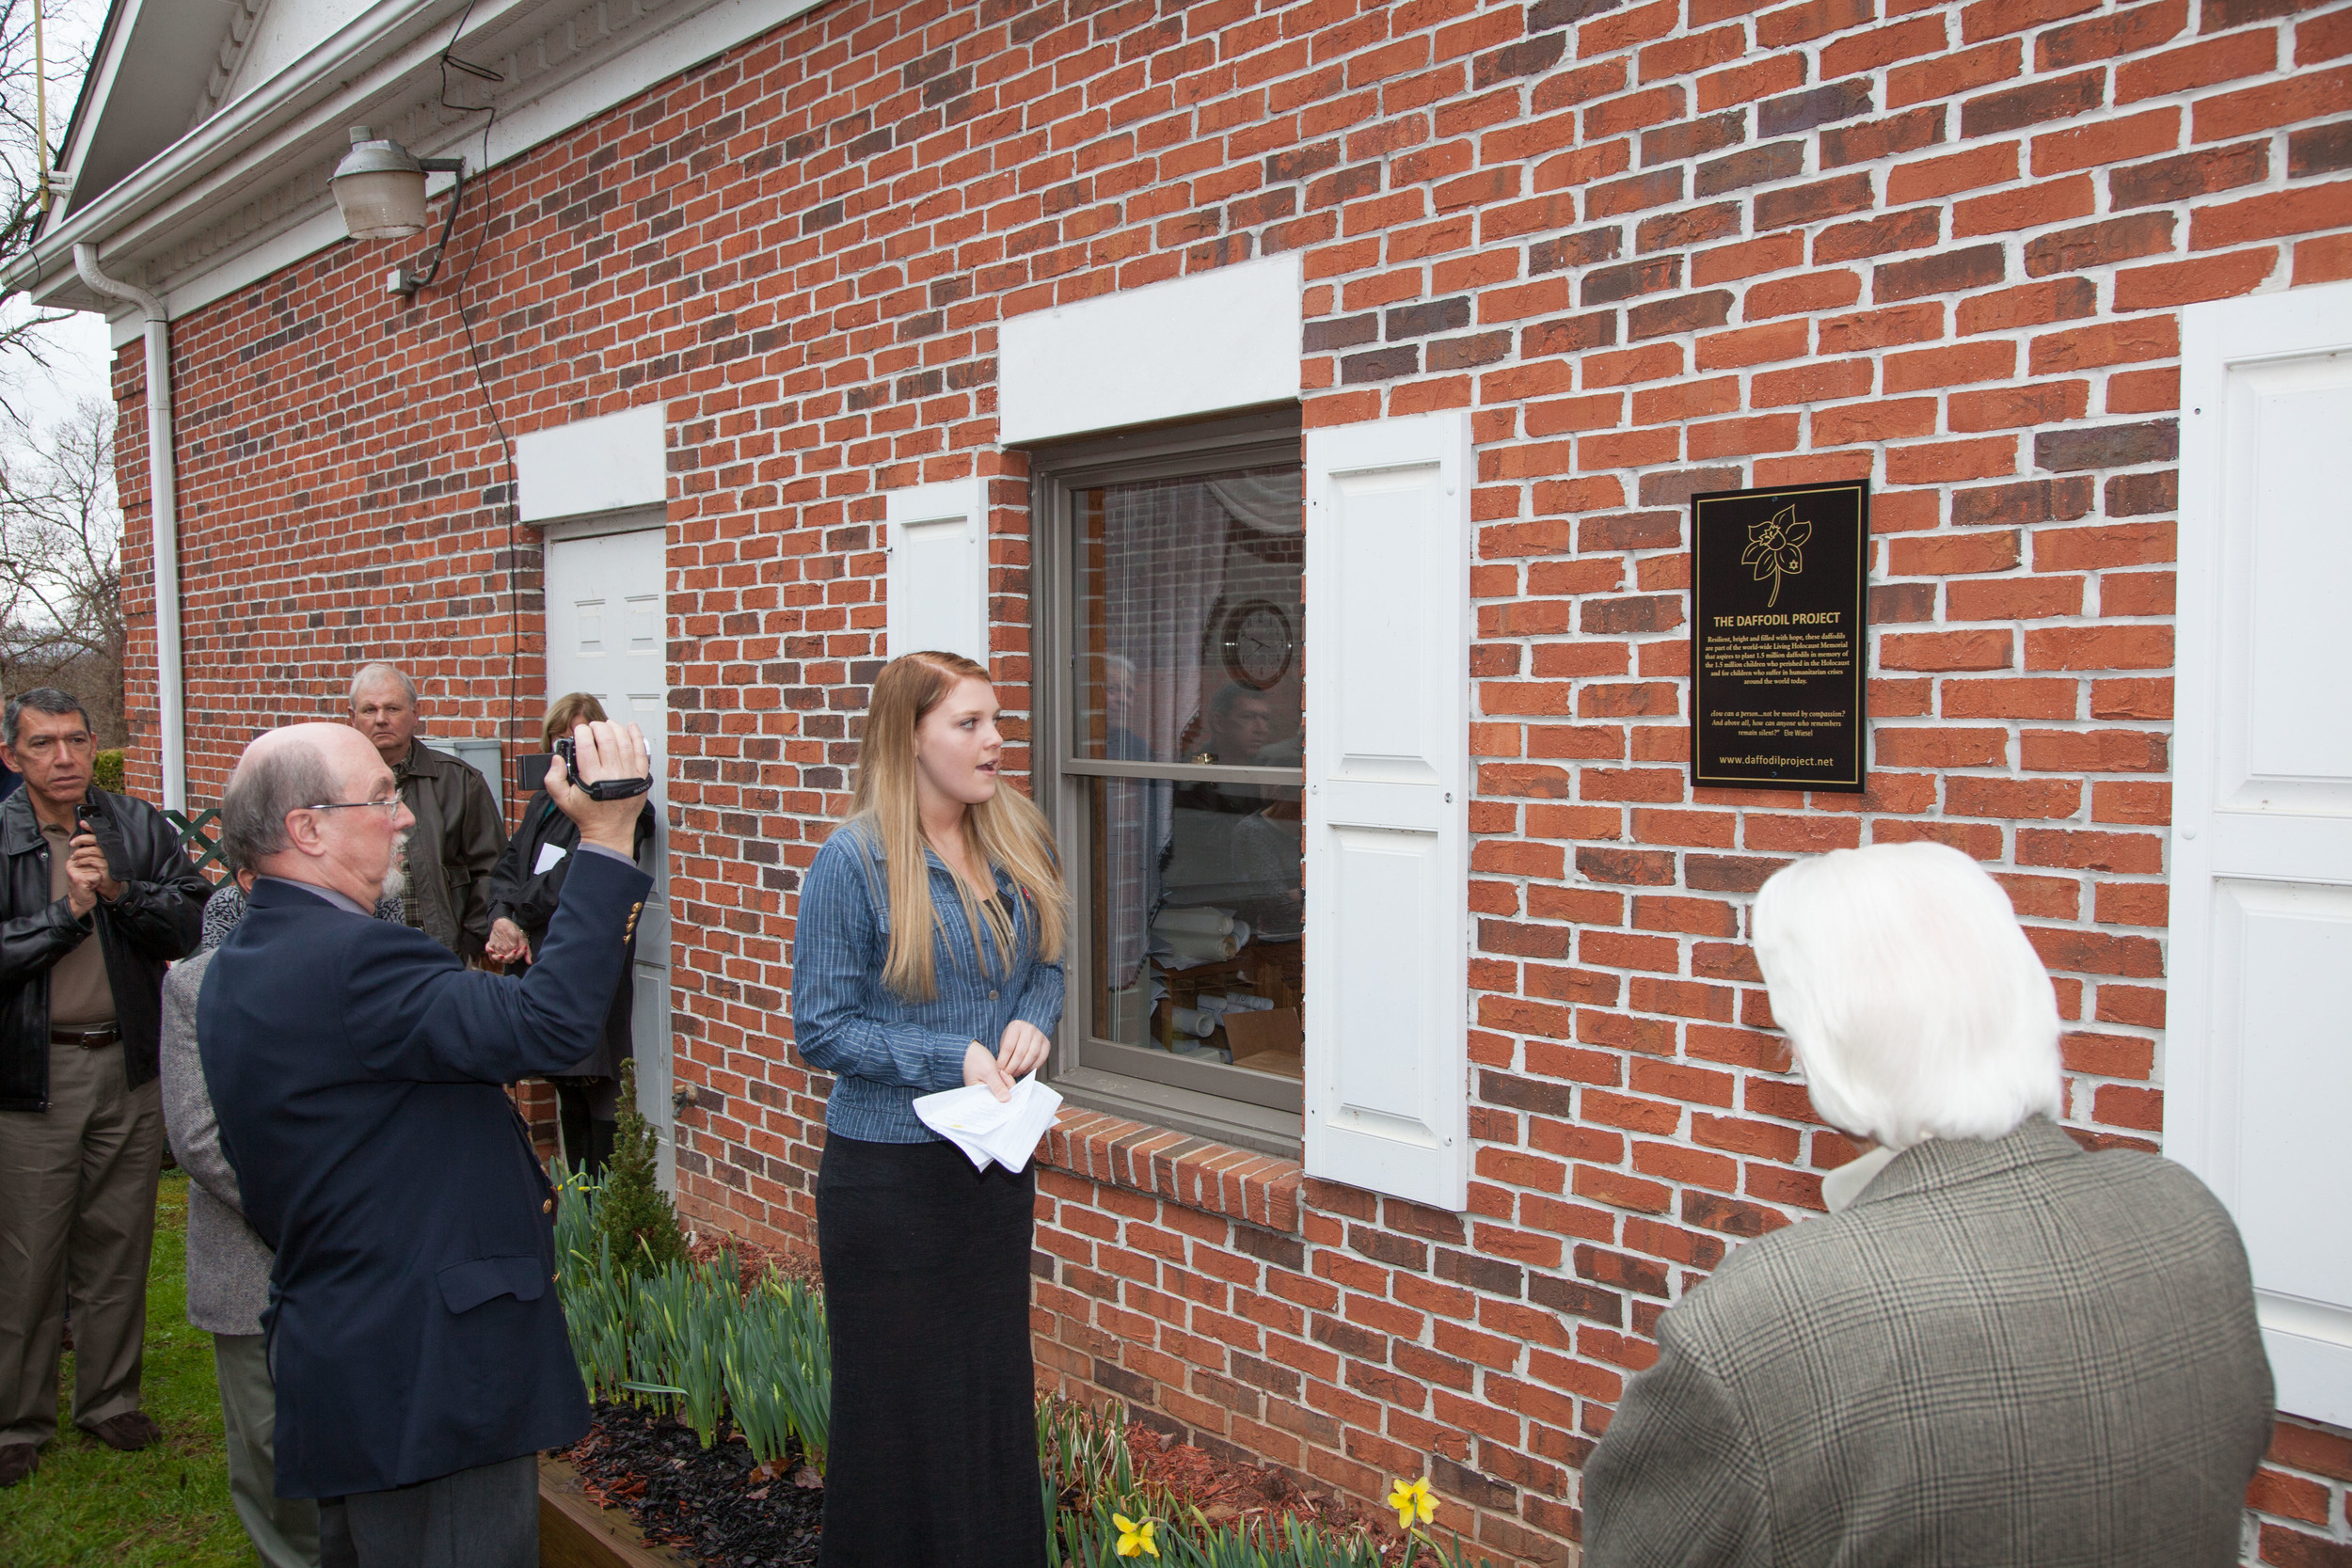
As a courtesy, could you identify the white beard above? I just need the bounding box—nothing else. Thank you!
[382,830,410,904]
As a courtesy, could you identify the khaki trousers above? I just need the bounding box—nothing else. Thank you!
[215,1332,322,1567]
[0,1040,163,1447]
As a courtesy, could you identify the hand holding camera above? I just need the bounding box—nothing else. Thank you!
[67,801,126,915]
[545,721,653,857]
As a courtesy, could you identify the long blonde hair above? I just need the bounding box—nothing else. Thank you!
[850,651,1068,1001]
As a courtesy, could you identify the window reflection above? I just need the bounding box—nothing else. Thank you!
[1089,781,1304,1078]
[1072,462,1306,1085]
[1072,467,1303,767]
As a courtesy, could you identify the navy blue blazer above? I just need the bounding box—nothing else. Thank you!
[199,847,653,1498]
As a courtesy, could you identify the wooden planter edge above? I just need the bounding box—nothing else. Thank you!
[538,1454,694,1568]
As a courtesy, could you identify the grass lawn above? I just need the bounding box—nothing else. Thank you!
[0,1170,251,1567]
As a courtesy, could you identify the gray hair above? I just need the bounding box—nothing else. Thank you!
[219,738,339,873]
[1753,840,2063,1151]
[4,688,92,747]
[349,663,418,706]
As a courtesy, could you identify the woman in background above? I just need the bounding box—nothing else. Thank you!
[484,691,657,1176]
[791,650,1068,1568]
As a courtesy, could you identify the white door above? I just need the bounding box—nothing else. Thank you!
[2171,278,2352,1426]
[544,518,675,1190]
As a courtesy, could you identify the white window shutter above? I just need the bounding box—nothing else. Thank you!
[884,479,987,664]
[1302,411,1472,1211]
[2170,277,2352,1427]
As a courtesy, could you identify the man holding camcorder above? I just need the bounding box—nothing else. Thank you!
[0,688,209,1488]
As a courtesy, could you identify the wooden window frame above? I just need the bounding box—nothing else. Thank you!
[1026,406,1308,1159]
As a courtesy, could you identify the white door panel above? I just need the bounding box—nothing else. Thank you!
[2217,357,2352,804]
[2173,279,2352,1425]
[545,520,675,1190]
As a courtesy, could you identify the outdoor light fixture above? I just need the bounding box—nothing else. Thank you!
[331,127,469,298]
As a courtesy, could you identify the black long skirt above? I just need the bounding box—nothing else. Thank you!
[816,1134,1045,1568]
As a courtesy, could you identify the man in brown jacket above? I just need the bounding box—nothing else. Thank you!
[348,664,505,962]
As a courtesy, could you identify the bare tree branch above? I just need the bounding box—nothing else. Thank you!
[0,393,123,743]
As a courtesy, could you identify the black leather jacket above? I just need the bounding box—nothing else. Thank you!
[0,785,211,1112]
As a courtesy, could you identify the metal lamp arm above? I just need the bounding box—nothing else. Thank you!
[390,157,469,297]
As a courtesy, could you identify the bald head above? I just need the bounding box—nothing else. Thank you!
[222,722,414,906]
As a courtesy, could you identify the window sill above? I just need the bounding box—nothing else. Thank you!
[1041,1105,1303,1234]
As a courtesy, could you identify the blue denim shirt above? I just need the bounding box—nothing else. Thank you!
[789,821,1065,1143]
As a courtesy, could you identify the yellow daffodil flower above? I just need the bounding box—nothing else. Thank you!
[1113,1513,1159,1559]
[1388,1475,1438,1530]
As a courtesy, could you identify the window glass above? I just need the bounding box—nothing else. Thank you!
[1065,460,1306,1097]
[1071,467,1303,766]
[1086,779,1303,1079]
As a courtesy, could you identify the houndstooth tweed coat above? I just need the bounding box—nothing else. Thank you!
[1581,1116,2274,1567]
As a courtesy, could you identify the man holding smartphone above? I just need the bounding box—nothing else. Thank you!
[0,688,210,1487]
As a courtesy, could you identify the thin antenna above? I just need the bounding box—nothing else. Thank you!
[32,0,50,212]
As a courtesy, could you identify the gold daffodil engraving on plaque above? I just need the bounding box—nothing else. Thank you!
[1741,504,1812,609]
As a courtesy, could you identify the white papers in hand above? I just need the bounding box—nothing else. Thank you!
[532,841,569,875]
[912,1073,1063,1174]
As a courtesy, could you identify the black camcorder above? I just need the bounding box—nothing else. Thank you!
[73,798,135,883]
[552,736,652,801]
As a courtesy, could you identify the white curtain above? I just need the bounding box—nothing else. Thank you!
[1206,472,1302,536]
[1100,481,1230,990]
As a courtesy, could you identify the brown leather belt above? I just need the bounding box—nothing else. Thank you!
[53,1024,120,1048]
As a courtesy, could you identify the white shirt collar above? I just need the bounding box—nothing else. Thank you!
[1821,1143,1901,1213]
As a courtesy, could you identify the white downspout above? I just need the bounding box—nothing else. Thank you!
[72,243,183,812]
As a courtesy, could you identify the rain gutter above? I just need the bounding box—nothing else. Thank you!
[73,242,183,811]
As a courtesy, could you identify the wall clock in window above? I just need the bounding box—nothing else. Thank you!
[1220,599,1295,689]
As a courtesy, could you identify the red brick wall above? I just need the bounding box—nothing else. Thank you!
[108,0,2352,1561]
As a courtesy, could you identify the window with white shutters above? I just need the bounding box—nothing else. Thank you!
[1031,412,1310,1158]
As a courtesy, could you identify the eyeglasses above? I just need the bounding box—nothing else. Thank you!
[299,797,404,816]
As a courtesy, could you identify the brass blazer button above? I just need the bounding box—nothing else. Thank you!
[542,1198,553,1213]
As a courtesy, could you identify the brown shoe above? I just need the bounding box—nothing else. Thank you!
[0,1444,36,1486]
[85,1412,162,1451]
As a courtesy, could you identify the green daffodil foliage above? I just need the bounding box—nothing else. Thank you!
[1741,504,1810,608]
[555,1170,1503,1566]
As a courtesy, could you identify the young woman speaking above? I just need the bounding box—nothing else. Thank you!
[791,650,1068,1566]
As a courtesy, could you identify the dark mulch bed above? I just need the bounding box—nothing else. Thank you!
[575,1237,1406,1563]
[562,1399,822,1568]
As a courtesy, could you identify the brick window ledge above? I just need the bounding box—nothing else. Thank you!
[1041,1108,1302,1234]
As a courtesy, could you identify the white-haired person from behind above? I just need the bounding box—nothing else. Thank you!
[1581,840,2273,1568]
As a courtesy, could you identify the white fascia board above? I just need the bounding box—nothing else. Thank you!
[482,0,827,174]
[997,253,1304,444]
[14,0,824,324]
[105,207,350,349]
[517,404,670,524]
[9,0,461,308]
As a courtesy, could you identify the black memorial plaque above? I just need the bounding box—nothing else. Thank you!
[1690,481,1868,793]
